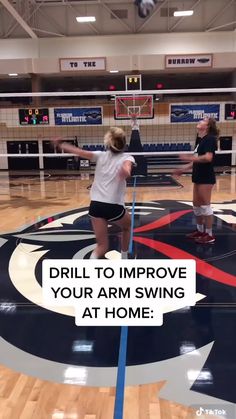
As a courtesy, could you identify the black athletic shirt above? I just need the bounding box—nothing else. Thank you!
[192,135,217,184]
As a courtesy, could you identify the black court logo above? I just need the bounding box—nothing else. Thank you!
[0,200,235,403]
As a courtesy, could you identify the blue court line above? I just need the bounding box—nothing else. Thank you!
[113,176,137,419]
[129,175,137,254]
[113,326,128,419]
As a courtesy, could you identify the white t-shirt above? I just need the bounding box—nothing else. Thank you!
[90,150,135,205]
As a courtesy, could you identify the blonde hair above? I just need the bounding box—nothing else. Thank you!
[104,127,126,153]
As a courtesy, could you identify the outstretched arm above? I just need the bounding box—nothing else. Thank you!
[179,152,213,164]
[173,151,213,176]
[52,138,94,160]
[173,161,193,176]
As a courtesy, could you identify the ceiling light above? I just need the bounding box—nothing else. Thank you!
[76,16,96,23]
[174,10,193,17]
[8,73,18,76]
[109,70,119,73]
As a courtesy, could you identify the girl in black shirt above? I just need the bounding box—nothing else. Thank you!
[175,118,218,244]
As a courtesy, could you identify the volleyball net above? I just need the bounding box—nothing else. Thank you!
[0,88,235,172]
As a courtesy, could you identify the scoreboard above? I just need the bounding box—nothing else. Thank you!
[19,108,49,125]
[125,75,142,91]
[225,103,236,120]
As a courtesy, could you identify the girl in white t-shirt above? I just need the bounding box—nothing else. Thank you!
[53,127,135,259]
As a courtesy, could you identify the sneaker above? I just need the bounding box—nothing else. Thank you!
[195,233,215,244]
[186,230,205,239]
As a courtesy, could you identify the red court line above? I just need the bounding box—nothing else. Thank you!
[134,210,192,233]
[133,237,236,287]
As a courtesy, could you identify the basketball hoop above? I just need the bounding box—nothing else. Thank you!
[114,95,154,120]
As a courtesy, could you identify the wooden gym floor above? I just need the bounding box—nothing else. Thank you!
[0,172,235,419]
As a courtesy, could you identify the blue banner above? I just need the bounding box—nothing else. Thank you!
[54,107,102,125]
[171,104,220,123]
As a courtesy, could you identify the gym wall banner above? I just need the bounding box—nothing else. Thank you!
[171,104,220,123]
[165,54,213,69]
[54,107,103,125]
[59,57,106,72]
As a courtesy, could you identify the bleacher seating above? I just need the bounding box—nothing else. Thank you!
[82,143,192,170]
[83,142,191,153]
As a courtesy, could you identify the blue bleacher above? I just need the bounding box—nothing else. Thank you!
[177,143,184,151]
[183,143,191,151]
[170,143,177,151]
[82,143,192,166]
[83,143,192,152]
[156,144,162,151]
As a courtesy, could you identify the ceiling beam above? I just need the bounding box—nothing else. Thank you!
[205,0,235,31]
[0,4,5,36]
[0,0,37,38]
[67,2,100,34]
[137,0,169,33]
[207,19,236,32]
[37,7,66,36]
[101,1,133,33]
[32,27,65,37]
[39,0,134,5]
[169,0,201,32]
[4,0,45,38]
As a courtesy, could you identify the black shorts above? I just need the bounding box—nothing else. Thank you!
[89,201,126,222]
[192,174,216,184]
[192,164,216,184]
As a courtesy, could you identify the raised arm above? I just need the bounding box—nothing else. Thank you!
[52,138,94,161]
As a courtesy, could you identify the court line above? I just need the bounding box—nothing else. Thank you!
[113,326,129,419]
[113,176,137,419]
[128,176,137,255]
